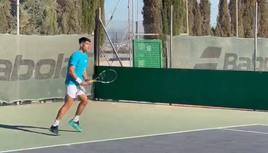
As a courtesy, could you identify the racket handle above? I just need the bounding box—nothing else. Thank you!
[79,86,86,93]
[88,80,96,83]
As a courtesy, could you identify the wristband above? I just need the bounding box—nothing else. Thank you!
[76,78,82,84]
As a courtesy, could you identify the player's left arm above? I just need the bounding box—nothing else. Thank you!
[83,70,95,85]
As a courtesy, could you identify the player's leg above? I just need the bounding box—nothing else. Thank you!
[56,95,75,120]
[75,94,89,116]
[68,91,88,132]
[49,86,77,135]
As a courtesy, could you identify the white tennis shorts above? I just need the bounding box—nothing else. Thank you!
[66,85,86,99]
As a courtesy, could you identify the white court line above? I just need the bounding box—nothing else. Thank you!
[0,123,259,153]
[257,124,268,127]
[223,128,268,135]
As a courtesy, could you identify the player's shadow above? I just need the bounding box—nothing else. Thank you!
[0,124,78,136]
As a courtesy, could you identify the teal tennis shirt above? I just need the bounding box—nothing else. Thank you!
[65,50,89,86]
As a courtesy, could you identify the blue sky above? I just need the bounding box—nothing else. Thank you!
[211,0,219,27]
[105,0,143,22]
[105,0,219,28]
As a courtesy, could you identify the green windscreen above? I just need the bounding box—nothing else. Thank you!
[133,39,162,68]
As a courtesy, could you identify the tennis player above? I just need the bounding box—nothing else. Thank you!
[49,37,92,135]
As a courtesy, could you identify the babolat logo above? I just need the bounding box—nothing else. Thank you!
[194,47,222,70]
[194,47,268,71]
[0,53,68,81]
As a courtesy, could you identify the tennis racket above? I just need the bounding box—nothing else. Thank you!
[89,69,118,84]
[79,69,118,93]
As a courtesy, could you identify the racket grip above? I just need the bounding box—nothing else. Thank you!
[88,80,96,83]
[79,86,86,93]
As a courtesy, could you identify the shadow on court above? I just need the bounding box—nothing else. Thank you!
[0,124,78,136]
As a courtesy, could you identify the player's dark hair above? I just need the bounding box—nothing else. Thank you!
[79,37,91,44]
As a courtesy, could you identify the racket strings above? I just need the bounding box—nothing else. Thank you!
[95,69,118,83]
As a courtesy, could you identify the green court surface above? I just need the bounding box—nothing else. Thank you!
[1,101,268,152]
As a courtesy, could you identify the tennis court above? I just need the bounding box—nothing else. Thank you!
[2,0,268,153]
[1,101,268,153]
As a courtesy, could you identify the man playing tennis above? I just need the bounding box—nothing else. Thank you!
[49,37,92,135]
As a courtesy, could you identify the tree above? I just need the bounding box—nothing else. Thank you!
[91,0,105,44]
[162,0,186,35]
[188,0,195,35]
[57,0,104,35]
[188,0,202,36]
[200,0,211,35]
[60,0,82,34]
[81,0,99,34]
[192,0,201,36]
[229,0,236,36]
[97,0,105,44]
[215,0,231,37]
[143,0,162,38]
[0,0,12,33]
[258,0,268,37]
[41,0,58,34]
[237,0,245,37]
[20,0,44,34]
[241,0,256,38]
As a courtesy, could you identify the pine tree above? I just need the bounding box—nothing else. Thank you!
[162,0,186,35]
[57,0,67,34]
[0,0,104,35]
[57,0,104,35]
[143,0,162,38]
[41,0,58,34]
[60,0,82,34]
[92,0,106,44]
[242,0,256,38]
[81,0,97,34]
[188,0,195,35]
[0,0,12,33]
[200,0,210,35]
[192,0,201,35]
[238,0,245,37]
[229,0,236,36]
[96,0,105,44]
[20,0,44,34]
[215,0,231,37]
[162,0,171,35]
[258,0,268,37]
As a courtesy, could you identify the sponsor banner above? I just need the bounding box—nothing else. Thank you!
[172,36,268,71]
[0,34,94,102]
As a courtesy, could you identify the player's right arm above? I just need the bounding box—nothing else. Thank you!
[69,66,82,84]
[69,52,83,84]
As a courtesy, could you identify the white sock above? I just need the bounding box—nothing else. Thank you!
[73,116,80,122]
[52,120,60,127]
